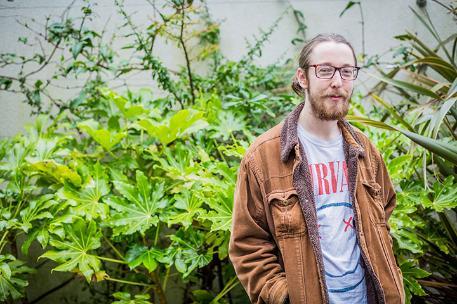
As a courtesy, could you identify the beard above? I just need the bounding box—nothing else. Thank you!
[307,87,351,121]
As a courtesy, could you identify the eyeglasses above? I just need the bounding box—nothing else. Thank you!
[307,64,360,80]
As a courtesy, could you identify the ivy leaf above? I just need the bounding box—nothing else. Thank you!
[57,162,110,220]
[39,220,101,282]
[0,255,35,301]
[106,171,165,236]
[125,244,162,272]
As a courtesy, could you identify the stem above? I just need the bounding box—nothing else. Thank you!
[97,255,127,264]
[443,117,457,140]
[438,212,457,248]
[103,235,125,260]
[0,231,9,254]
[418,279,457,288]
[151,270,167,304]
[162,266,171,291]
[105,277,153,287]
[357,2,366,65]
[154,223,160,247]
[178,3,195,105]
[213,139,229,166]
[210,276,240,304]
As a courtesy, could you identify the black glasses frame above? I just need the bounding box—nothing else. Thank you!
[307,64,361,80]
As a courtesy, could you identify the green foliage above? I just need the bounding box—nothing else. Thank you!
[40,220,102,282]
[112,292,151,304]
[0,2,295,303]
[0,0,455,303]
[0,255,35,301]
[348,7,457,300]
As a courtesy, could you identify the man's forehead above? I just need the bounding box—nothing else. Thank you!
[309,41,355,66]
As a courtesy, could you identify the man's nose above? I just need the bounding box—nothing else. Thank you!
[330,71,343,88]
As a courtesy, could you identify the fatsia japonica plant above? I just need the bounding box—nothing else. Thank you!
[0,1,296,303]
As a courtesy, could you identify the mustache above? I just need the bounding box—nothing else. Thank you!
[322,91,348,98]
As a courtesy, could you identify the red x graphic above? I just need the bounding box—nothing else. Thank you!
[343,216,353,232]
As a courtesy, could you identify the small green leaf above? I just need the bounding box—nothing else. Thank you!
[125,244,162,272]
[78,121,125,151]
[28,160,81,186]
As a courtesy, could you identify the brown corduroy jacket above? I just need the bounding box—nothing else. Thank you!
[229,103,405,304]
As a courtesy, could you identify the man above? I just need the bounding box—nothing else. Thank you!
[229,33,404,304]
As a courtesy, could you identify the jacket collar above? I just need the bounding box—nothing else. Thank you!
[280,102,365,162]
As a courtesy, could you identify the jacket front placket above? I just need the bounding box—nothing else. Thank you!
[342,131,386,304]
[292,140,329,304]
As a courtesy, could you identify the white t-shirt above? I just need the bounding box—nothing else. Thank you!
[298,124,367,304]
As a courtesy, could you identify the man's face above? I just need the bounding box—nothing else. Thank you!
[296,41,356,121]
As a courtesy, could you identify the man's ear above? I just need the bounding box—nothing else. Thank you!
[296,68,308,89]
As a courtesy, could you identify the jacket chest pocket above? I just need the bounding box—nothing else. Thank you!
[361,180,386,223]
[268,190,306,238]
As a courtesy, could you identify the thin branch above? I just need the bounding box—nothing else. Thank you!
[29,274,76,304]
[22,39,62,79]
[178,3,195,105]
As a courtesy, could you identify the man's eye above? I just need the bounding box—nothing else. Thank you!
[319,67,333,73]
[341,68,354,76]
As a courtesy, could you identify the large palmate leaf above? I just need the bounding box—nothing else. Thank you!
[167,191,206,229]
[422,176,457,212]
[58,162,110,219]
[199,196,232,232]
[18,194,57,233]
[210,111,246,140]
[138,109,208,145]
[40,220,102,282]
[151,144,219,193]
[401,260,430,301]
[106,170,166,236]
[0,255,35,301]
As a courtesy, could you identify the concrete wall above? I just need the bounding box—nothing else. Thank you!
[0,0,455,138]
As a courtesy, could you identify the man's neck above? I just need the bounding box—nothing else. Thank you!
[298,101,341,141]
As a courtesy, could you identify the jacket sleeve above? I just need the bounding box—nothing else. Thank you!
[229,156,288,304]
[375,152,397,231]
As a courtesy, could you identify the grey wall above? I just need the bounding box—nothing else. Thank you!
[0,0,455,137]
